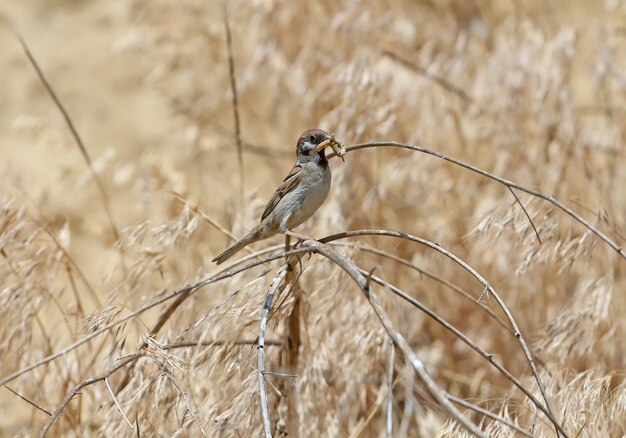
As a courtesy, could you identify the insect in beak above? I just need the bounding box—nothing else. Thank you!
[316,134,346,162]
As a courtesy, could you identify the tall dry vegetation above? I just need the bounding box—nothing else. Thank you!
[1,0,625,436]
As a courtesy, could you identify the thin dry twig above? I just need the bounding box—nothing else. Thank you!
[357,266,565,436]
[258,270,287,438]
[301,240,488,438]
[448,395,533,438]
[25,209,102,308]
[380,48,474,103]
[386,341,395,438]
[221,0,244,203]
[2,386,51,417]
[508,186,542,244]
[257,266,290,438]
[15,33,120,241]
[330,242,512,332]
[162,340,282,349]
[0,247,311,388]
[105,377,134,430]
[40,354,140,437]
[319,230,563,436]
[166,375,208,438]
[258,294,273,438]
[329,142,625,262]
[165,188,254,254]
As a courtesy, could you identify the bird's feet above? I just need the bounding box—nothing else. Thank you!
[285,230,315,242]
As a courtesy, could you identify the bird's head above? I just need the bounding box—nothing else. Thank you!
[296,129,345,164]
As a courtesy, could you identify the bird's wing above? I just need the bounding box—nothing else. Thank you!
[260,164,302,221]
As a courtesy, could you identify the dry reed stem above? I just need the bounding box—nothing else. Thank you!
[331,143,625,262]
[2,386,51,417]
[448,395,533,438]
[386,341,395,438]
[281,243,305,437]
[257,296,273,438]
[104,377,133,430]
[40,354,140,437]
[508,187,542,244]
[300,239,488,438]
[319,229,564,436]
[356,266,561,436]
[0,247,311,388]
[28,213,101,308]
[14,33,121,242]
[165,375,208,437]
[221,0,244,204]
[330,242,512,332]
[258,269,288,438]
[162,340,282,349]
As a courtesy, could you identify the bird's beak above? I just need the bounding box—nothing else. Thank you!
[316,138,332,153]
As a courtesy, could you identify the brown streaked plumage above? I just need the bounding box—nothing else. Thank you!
[212,129,337,265]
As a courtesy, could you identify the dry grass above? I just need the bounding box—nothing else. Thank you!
[1,0,625,436]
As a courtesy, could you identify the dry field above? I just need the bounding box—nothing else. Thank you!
[1,0,625,436]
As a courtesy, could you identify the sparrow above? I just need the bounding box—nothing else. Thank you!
[212,129,343,265]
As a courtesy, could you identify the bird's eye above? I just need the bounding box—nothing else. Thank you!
[309,135,316,143]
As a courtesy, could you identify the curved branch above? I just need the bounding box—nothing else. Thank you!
[40,354,140,437]
[328,142,624,262]
[318,230,559,433]
[449,395,533,438]
[0,247,310,388]
[301,240,488,438]
[329,242,512,333]
[358,265,566,437]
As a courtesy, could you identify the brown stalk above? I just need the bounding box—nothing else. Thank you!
[329,242,512,332]
[319,229,560,434]
[299,240,488,437]
[258,268,289,438]
[2,386,51,417]
[386,341,395,438]
[357,266,566,437]
[162,340,282,349]
[0,246,311,388]
[40,354,140,437]
[221,0,244,204]
[65,262,85,330]
[165,375,208,437]
[448,395,533,438]
[281,240,304,437]
[508,187,542,244]
[328,142,625,262]
[15,33,120,242]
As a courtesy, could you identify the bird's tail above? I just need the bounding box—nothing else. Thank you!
[212,233,258,265]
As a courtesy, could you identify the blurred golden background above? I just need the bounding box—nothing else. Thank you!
[1,0,625,436]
